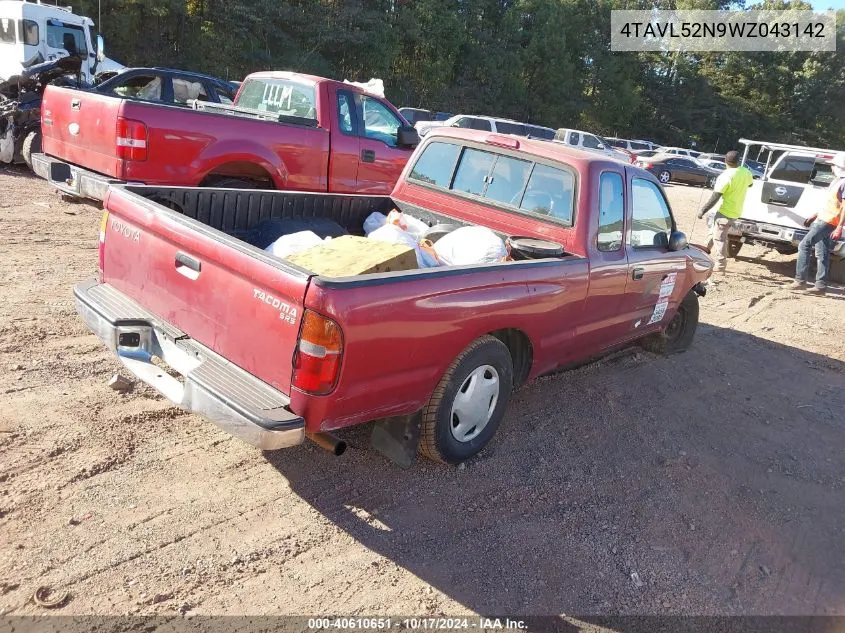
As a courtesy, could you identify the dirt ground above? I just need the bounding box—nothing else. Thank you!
[1,166,844,620]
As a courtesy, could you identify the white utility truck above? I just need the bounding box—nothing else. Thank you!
[730,139,845,282]
[0,0,123,84]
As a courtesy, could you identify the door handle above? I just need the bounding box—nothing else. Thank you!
[175,252,201,280]
[71,98,81,111]
[631,266,644,280]
[361,149,376,163]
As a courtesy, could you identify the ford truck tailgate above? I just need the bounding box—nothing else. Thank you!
[100,186,310,396]
[41,86,124,179]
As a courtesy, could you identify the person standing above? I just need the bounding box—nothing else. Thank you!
[789,152,845,295]
[697,151,754,272]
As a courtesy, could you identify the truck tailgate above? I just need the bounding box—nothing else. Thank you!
[101,187,310,395]
[42,86,123,178]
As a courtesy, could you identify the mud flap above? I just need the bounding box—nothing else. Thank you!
[369,412,422,469]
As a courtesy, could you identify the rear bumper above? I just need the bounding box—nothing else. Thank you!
[733,219,845,257]
[74,280,305,450]
[32,153,122,201]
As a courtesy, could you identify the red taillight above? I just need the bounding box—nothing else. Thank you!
[116,117,148,161]
[292,310,343,395]
[98,210,109,282]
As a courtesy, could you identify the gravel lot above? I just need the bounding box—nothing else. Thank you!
[1,166,844,619]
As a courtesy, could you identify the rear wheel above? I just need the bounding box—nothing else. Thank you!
[658,170,671,184]
[640,291,700,355]
[420,335,514,465]
[22,130,41,170]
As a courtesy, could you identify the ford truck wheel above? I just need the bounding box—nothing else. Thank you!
[420,335,513,465]
[640,290,699,355]
[658,170,671,184]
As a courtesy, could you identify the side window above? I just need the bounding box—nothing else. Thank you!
[469,118,492,131]
[582,134,602,150]
[598,172,625,251]
[46,24,86,55]
[337,92,355,135]
[675,159,694,167]
[361,96,402,147]
[495,121,525,136]
[171,78,206,104]
[112,75,162,102]
[770,155,815,184]
[408,141,461,188]
[485,155,532,206]
[214,86,234,105]
[20,20,39,46]
[452,148,497,196]
[810,162,834,186]
[1,19,16,43]
[631,178,673,248]
[519,163,575,225]
[568,131,581,146]
[630,141,649,151]
[453,117,473,129]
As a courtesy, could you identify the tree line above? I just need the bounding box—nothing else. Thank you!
[78,0,845,151]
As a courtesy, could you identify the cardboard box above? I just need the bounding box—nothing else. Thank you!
[285,235,417,277]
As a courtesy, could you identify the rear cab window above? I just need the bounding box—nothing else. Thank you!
[236,77,317,122]
[407,139,576,226]
[598,172,625,251]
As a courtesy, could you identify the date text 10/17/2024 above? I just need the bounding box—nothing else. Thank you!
[307,618,528,630]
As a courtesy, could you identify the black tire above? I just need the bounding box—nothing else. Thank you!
[22,130,42,170]
[705,176,715,188]
[640,290,700,355]
[727,237,743,258]
[420,335,514,465]
[657,170,672,185]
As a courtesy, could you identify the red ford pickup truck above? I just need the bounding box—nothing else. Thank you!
[32,71,418,200]
[73,129,713,467]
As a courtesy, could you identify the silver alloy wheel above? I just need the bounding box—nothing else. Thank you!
[659,170,671,184]
[449,364,500,443]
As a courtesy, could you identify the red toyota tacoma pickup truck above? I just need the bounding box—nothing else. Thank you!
[73,129,713,467]
[32,71,418,200]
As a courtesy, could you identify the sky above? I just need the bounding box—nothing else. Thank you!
[810,0,845,8]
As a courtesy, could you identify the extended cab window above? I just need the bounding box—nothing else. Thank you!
[409,141,461,187]
[598,172,624,251]
[520,164,575,224]
[171,78,207,104]
[568,131,580,145]
[237,78,316,121]
[337,92,355,135]
[631,178,673,248]
[361,96,402,147]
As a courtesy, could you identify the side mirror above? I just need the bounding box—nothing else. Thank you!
[96,35,105,62]
[397,125,420,148]
[597,143,605,150]
[668,230,688,251]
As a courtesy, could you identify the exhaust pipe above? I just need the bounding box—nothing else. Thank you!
[306,432,347,456]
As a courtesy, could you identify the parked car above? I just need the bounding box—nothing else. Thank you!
[631,149,661,159]
[636,155,719,187]
[33,71,419,200]
[416,114,555,140]
[398,107,433,126]
[553,128,633,163]
[698,159,727,172]
[606,137,662,152]
[75,128,712,467]
[730,138,845,279]
[660,146,702,159]
[95,67,237,105]
[696,152,725,162]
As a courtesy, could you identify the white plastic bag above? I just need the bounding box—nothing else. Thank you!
[363,211,387,235]
[343,78,385,98]
[433,226,506,266]
[265,230,323,258]
[386,209,429,239]
[367,224,439,268]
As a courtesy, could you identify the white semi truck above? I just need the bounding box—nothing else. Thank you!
[730,139,845,283]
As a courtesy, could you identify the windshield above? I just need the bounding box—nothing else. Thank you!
[236,78,317,121]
